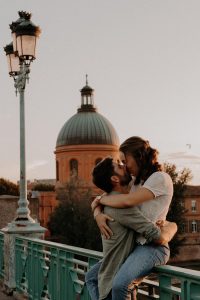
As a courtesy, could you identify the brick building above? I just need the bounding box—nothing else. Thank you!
[0,195,39,229]
[171,185,200,263]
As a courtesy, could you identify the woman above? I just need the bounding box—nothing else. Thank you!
[90,136,173,300]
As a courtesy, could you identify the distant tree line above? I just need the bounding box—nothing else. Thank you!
[0,178,19,196]
[32,183,55,191]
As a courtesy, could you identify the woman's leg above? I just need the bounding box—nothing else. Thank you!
[112,244,170,300]
[85,261,101,300]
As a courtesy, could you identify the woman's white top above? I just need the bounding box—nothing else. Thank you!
[130,171,173,245]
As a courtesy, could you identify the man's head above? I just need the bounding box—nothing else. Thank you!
[92,157,132,193]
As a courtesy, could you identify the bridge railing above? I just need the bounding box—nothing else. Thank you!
[137,265,200,299]
[15,235,102,300]
[0,231,200,300]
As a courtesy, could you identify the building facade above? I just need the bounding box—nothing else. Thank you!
[171,185,200,263]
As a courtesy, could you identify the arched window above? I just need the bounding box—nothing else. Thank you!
[180,222,186,234]
[191,199,196,212]
[56,161,59,181]
[192,220,197,233]
[70,159,78,177]
[95,158,102,165]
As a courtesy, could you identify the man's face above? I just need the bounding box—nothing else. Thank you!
[112,160,132,186]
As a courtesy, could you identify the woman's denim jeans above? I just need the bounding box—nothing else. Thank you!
[85,244,170,300]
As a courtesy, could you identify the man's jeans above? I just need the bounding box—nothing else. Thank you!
[85,244,170,300]
[85,261,112,300]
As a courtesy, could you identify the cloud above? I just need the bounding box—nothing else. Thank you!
[27,160,48,171]
[161,151,200,165]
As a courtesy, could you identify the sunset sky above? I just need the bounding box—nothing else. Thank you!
[1,0,200,184]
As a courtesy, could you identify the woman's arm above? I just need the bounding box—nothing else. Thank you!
[100,187,155,208]
[95,212,114,239]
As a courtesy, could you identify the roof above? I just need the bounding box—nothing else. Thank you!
[183,185,200,197]
[56,79,120,147]
[0,195,18,199]
[56,110,119,147]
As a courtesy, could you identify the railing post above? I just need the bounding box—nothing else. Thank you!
[159,274,173,300]
[1,228,45,294]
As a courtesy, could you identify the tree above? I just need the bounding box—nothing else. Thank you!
[47,177,102,251]
[32,183,55,191]
[0,178,19,196]
[164,163,192,257]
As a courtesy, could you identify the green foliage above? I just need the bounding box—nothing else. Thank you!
[164,163,192,257]
[32,183,55,191]
[0,178,19,196]
[47,178,102,251]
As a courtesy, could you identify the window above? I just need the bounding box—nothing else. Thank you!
[180,222,186,234]
[56,161,59,181]
[70,159,78,177]
[192,220,197,233]
[191,199,196,212]
[180,199,185,208]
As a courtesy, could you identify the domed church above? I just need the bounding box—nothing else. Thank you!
[55,77,120,185]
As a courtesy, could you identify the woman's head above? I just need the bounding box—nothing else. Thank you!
[119,136,162,184]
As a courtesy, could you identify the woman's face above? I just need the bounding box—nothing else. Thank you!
[119,151,139,177]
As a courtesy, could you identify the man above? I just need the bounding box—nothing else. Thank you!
[86,157,177,300]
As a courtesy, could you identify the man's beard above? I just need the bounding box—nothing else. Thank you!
[118,172,132,186]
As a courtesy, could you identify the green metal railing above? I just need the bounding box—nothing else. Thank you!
[138,265,200,300]
[15,236,102,300]
[0,232,200,299]
[156,265,200,300]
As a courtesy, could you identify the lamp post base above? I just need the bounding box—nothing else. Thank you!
[1,222,46,290]
[2,220,46,234]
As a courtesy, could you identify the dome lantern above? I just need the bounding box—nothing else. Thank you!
[79,75,95,112]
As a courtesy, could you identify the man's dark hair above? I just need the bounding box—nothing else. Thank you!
[92,157,114,193]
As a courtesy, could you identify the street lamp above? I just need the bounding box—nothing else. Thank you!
[4,11,41,227]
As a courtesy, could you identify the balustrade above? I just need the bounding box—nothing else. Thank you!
[0,232,200,299]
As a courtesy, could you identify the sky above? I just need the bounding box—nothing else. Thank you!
[1,0,200,185]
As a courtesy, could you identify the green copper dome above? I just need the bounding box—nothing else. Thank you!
[56,78,119,147]
[56,111,119,146]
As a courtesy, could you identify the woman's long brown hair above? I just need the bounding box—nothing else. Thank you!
[119,136,162,184]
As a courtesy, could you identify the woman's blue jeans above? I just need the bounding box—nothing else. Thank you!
[85,244,170,300]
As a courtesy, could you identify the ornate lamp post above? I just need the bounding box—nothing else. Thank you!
[2,12,45,292]
[4,11,44,231]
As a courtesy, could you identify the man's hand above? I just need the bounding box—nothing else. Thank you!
[95,213,114,239]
